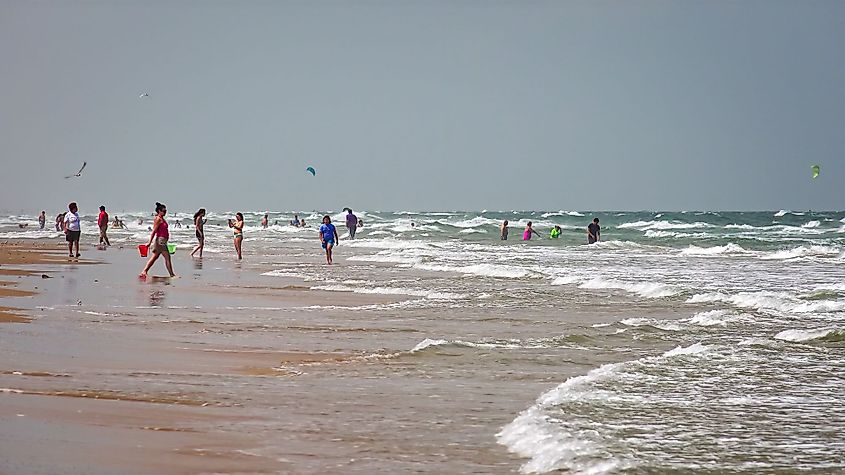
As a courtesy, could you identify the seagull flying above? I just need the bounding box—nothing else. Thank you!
[64,162,87,179]
[139,92,149,98]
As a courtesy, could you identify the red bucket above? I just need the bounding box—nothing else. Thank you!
[138,244,148,257]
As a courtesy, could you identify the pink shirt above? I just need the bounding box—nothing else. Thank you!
[155,219,169,239]
[523,229,532,240]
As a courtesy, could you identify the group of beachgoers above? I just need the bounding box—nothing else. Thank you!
[48,202,364,278]
[45,202,599,278]
[500,218,601,244]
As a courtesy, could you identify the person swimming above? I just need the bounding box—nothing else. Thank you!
[550,225,562,239]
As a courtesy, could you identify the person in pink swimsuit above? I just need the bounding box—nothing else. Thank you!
[523,221,541,241]
[139,202,175,278]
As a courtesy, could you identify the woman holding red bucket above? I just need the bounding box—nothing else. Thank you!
[139,202,176,278]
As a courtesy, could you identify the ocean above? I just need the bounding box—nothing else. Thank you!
[2,209,844,473]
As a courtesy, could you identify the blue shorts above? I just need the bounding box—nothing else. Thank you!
[322,239,335,250]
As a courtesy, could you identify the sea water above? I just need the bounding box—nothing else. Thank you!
[2,210,843,473]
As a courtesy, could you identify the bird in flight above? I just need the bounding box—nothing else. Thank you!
[139,92,149,98]
[65,162,87,179]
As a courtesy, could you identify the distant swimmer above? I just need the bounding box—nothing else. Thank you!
[523,221,540,241]
[587,218,601,244]
[18,223,28,229]
[291,214,300,227]
[229,212,244,260]
[300,218,307,227]
[501,220,509,240]
[140,202,175,279]
[63,202,81,258]
[38,211,46,230]
[112,215,125,229]
[261,213,268,229]
[190,208,206,258]
[319,215,340,265]
[345,208,358,239]
[64,161,87,179]
[550,225,562,239]
[139,92,149,99]
[97,205,111,246]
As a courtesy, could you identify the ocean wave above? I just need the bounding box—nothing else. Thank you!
[760,245,840,260]
[498,342,707,474]
[619,317,684,331]
[801,220,821,228]
[311,284,466,300]
[459,228,488,234]
[617,220,712,231]
[443,216,500,228]
[413,262,533,279]
[579,278,680,299]
[774,328,845,343]
[774,210,805,217]
[586,240,645,250]
[551,276,582,286]
[687,291,845,314]
[686,310,746,326]
[680,243,747,255]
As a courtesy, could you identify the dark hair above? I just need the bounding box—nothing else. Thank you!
[236,212,244,220]
[99,205,105,211]
[68,202,77,211]
[323,215,331,222]
[527,221,532,226]
[593,218,600,223]
[155,202,166,213]
[194,208,205,220]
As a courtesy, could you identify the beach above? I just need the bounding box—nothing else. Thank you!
[1,210,844,474]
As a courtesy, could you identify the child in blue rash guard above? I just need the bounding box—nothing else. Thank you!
[319,215,340,264]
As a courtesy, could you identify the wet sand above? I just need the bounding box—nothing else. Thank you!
[0,239,664,474]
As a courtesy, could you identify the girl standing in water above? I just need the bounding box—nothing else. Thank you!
[139,202,175,278]
[229,212,244,260]
[190,208,206,258]
[523,221,541,241]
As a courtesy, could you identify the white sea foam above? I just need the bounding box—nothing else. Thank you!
[620,317,683,331]
[618,220,712,230]
[774,328,843,342]
[551,276,582,286]
[680,243,747,255]
[410,338,449,352]
[459,228,488,234]
[802,220,821,228]
[687,291,845,314]
[760,245,841,260]
[311,284,466,300]
[579,278,680,299]
[445,216,499,228]
[498,341,707,474]
[413,262,533,279]
[687,310,738,326]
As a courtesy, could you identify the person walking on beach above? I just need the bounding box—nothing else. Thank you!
[319,215,339,264]
[523,221,540,241]
[55,213,64,232]
[229,212,244,260]
[97,205,111,247]
[345,208,358,239]
[501,220,509,240]
[261,213,268,229]
[139,202,175,278]
[587,217,601,244]
[38,211,46,230]
[63,202,81,258]
[190,208,206,258]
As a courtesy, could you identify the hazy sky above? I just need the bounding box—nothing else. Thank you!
[1,0,843,213]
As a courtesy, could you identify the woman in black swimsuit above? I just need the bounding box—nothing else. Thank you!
[190,208,206,258]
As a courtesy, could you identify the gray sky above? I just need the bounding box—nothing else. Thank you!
[1,0,843,213]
